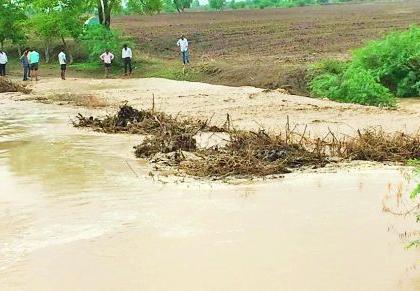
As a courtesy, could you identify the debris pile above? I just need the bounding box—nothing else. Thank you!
[74,104,218,135]
[340,129,420,162]
[180,130,327,177]
[74,105,420,178]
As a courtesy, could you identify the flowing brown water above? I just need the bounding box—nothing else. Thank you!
[0,99,418,291]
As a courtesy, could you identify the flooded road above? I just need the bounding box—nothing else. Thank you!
[0,98,418,291]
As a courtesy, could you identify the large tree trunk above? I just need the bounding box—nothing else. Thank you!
[98,1,104,25]
[98,0,111,28]
[105,5,111,28]
[44,46,50,63]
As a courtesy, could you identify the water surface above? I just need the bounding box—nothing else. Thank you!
[0,99,418,291]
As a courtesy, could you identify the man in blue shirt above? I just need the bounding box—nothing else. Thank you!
[28,49,40,81]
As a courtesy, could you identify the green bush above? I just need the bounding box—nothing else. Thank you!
[310,26,419,107]
[352,26,420,97]
[309,59,349,77]
[310,67,395,107]
[79,25,134,64]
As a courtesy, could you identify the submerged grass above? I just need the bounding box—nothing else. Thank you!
[74,105,420,178]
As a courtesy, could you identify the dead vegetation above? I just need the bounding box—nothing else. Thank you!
[74,105,420,178]
[180,130,327,177]
[337,129,420,162]
[0,78,31,94]
[74,104,225,135]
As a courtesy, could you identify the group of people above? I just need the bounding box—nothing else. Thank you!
[20,48,41,81]
[0,34,190,80]
[98,35,190,78]
[99,44,133,78]
[0,48,44,81]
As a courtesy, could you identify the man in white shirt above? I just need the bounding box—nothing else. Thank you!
[122,44,133,76]
[0,50,8,76]
[177,35,189,65]
[58,49,67,80]
[100,49,115,78]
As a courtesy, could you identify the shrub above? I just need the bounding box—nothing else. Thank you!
[352,26,420,97]
[310,26,419,107]
[79,25,133,63]
[310,73,341,100]
[209,0,225,10]
[310,66,395,107]
[309,59,349,78]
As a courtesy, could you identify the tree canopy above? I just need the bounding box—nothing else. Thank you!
[0,0,27,49]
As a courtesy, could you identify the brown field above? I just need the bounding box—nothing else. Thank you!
[114,1,420,92]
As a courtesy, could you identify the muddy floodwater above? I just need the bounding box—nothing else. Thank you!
[0,99,419,291]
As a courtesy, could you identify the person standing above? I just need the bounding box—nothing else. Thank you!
[20,48,31,81]
[177,35,189,65]
[29,49,41,81]
[100,49,114,78]
[0,50,8,77]
[58,49,67,80]
[122,44,133,76]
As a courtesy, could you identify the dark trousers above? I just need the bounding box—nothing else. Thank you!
[123,57,132,74]
[23,65,30,80]
[0,64,6,76]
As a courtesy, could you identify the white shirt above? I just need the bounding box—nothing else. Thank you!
[177,38,189,52]
[0,52,8,64]
[100,52,114,64]
[122,47,132,59]
[58,52,66,65]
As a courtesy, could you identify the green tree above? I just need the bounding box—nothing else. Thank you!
[191,0,200,8]
[209,0,225,10]
[0,0,27,50]
[127,0,163,14]
[97,0,122,28]
[31,0,89,62]
[80,25,133,63]
[173,0,192,12]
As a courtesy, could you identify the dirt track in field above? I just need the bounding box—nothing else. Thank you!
[114,2,420,91]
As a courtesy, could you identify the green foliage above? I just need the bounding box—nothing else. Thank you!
[310,27,420,107]
[80,25,133,63]
[209,0,225,10]
[352,26,420,97]
[161,0,177,12]
[0,0,27,48]
[310,66,395,107]
[310,59,349,76]
[97,0,123,27]
[170,0,192,12]
[126,0,163,14]
[191,0,200,8]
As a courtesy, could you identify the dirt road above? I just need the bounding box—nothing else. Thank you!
[22,77,420,137]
